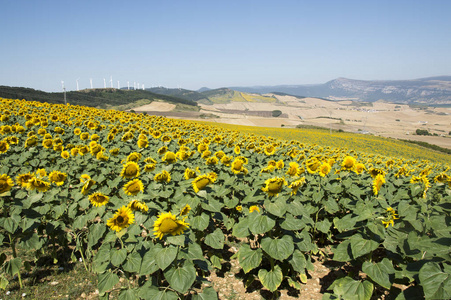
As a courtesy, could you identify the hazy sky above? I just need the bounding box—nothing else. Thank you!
[1,0,450,92]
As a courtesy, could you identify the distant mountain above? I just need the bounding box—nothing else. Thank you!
[230,76,451,104]
[0,86,198,109]
[197,87,211,92]
[147,87,210,103]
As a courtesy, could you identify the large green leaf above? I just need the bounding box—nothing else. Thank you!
[330,277,373,300]
[419,262,451,300]
[280,213,306,231]
[362,258,395,289]
[191,213,210,231]
[289,250,306,273]
[111,248,127,267]
[237,244,262,273]
[156,246,178,270]
[123,251,142,273]
[249,214,275,235]
[232,218,251,238]
[164,262,196,294]
[4,257,21,276]
[265,198,287,218]
[140,245,162,275]
[192,287,218,300]
[204,228,225,249]
[261,235,294,261]
[350,235,379,259]
[98,271,120,294]
[258,265,283,292]
[118,288,138,300]
[316,219,331,234]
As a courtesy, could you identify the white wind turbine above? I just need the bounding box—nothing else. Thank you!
[142,84,145,90]
[90,78,93,89]
[61,81,66,105]
[76,78,80,91]
[117,81,120,89]
[103,78,106,88]
[110,76,113,88]
[127,81,130,90]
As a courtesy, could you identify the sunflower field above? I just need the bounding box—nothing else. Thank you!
[0,97,450,300]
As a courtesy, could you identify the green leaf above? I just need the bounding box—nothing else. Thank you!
[140,245,162,275]
[419,262,451,300]
[258,265,283,292]
[118,288,138,300]
[232,218,251,238]
[350,235,379,259]
[191,213,210,231]
[316,219,331,234]
[261,235,294,261]
[265,198,287,218]
[192,287,218,300]
[204,228,225,250]
[164,262,196,294]
[4,257,21,276]
[166,235,186,246]
[98,271,119,294]
[289,250,306,273]
[88,223,106,247]
[18,232,42,250]
[110,249,127,267]
[362,258,395,289]
[280,213,306,231]
[249,214,276,235]
[330,277,373,300]
[332,240,352,262]
[0,274,8,290]
[156,246,178,270]
[2,218,18,234]
[237,244,263,273]
[150,291,179,300]
[122,251,142,273]
[333,214,357,233]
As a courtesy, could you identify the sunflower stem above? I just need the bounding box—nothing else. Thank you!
[9,233,23,289]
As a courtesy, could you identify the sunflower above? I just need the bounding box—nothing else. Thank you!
[306,158,321,174]
[120,161,140,178]
[74,128,81,135]
[36,168,47,178]
[27,177,51,192]
[206,156,219,165]
[275,160,284,170]
[234,145,240,155]
[192,174,213,193]
[220,155,233,166]
[154,170,171,183]
[0,174,14,194]
[260,166,275,173]
[318,162,331,177]
[249,205,260,213]
[89,192,110,207]
[162,151,177,164]
[341,156,356,171]
[180,204,191,216]
[262,177,287,197]
[286,162,299,177]
[123,179,144,196]
[289,177,306,195]
[144,157,157,164]
[24,136,38,148]
[354,163,366,174]
[176,151,190,161]
[215,151,225,159]
[137,139,149,148]
[61,150,70,159]
[80,174,91,183]
[143,163,156,172]
[107,206,135,232]
[127,199,149,212]
[157,146,168,156]
[372,174,385,196]
[16,172,35,188]
[184,168,197,180]
[81,178,96,195]
[236,205,243,212]
[80,132,89,140]
[264,145,276,156]
[231,158,248,174]
[48,170,67,186]
[109,148,120,156]
[127,152,142,162]
[0,141,9,154]
[153,212,189,240]
[368,167,385,178]
[197,143,208,153]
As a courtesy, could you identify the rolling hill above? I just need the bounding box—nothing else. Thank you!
[0,86,198,109]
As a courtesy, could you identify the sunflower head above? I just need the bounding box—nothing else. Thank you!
[319,162,331,177]
[0,174,14,194]
[27,177,50,192]
[123,179,144,196]
[153,212,189,240]
[249,205,260,213]
[107,206,135,232]
[120,161,140,178]
[89,192,110,207]
[154,170,171,183]
[128,199,149,212]
[372,174,385,195]
[162,151,177,164]
[184,168,197,180]
[48,170,67,186]
[289,177,306,195]
[180,204,191,216]
[262,177,287,197]
[341,156,356,171]
[16,172,35,188]
[192,174,213,193]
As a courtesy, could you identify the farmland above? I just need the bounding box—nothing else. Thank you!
[0,97,450,299]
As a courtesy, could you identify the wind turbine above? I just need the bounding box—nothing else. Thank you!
[127,81,130,90]
[134,82,136,90]
[103,78,106,88]
[61,81,67,105]
[90,78,93,89]
[137,82,140,90]
[117,81,120,89]
[110,76,113,88]
[76,78,80,91]
[142,84,145,90]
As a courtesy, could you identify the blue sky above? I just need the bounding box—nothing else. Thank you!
[1,0,450,92]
